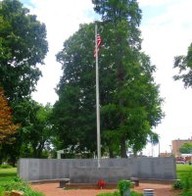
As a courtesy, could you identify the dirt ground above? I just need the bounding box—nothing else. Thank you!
[31,182,180,196]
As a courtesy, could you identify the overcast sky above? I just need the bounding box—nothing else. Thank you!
[20,0,192,155]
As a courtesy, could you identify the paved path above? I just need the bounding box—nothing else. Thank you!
[31,182,180,196]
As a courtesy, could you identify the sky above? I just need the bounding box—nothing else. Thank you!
[20,0,192,155]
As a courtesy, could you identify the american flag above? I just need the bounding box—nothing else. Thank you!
[94,34,102,57]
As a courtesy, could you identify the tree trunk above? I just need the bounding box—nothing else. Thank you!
[109,147,115,158]
[120,138,127,158]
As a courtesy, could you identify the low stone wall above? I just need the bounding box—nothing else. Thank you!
[18,157,176,183]
[70,167,130,183]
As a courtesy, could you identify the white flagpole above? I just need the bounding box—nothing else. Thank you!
[95,23,101,168]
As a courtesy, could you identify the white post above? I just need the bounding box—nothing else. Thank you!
[57,150,64,159]
[95,23,101,168]
[158,141,160,157]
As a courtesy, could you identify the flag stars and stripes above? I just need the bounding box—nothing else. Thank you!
[94,34,102,57]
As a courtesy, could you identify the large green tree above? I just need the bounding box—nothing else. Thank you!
[0,0,48,101]
[53,24,97,156]
[14,100,53,158]
[93,0,163,157]
[53,0,163,158]
[0,0,48,163]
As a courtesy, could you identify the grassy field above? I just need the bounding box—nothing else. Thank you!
[0,167,17,184]
[0,167,44,196]
[176,164,192,179]
[176,164,192,195]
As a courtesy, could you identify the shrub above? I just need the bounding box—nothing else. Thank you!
[118,180,132,196]
[173,179,184,190]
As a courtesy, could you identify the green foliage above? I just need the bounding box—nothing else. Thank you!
[149,132,159,145]
[177,164,192,179]
[92,0,142,30]
[0,0,48,101]
[175,165,192,195]
[0,167,17,184]
[173,179,184,190]
[0,167,42,196]
[0,99,53,164]
[183,172,192,190]
[53,23,98,155]
[1,181,44,196]
[182,191,192,196]
[179,143,192,154]
[95,1,164,157]
[0,0,48,163]
[174,43,192,88]
[130,192,143,196]
[118,180,132,196]
[14,99,53,158]
[54,0,163,158]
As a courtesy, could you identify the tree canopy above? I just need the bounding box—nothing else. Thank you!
[179,142,192,154]
[13,100,53,158]
[0,0,49,164]
[53,0,163,158]
[0,0,164,160]
[0,0,48,101]
[53,24,97,155]
[0,99,53,164]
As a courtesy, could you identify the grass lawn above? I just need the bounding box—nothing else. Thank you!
[0,167,17,184]
[0,167,44,196]
[176,164,192,179]
[176,164,192,195]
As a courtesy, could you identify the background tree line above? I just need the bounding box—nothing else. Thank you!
[0,0,191,164]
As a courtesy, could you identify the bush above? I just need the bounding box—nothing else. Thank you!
[173,179,184,190]
[118,180,133,196]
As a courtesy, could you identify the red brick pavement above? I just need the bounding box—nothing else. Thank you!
[31,182,180,196]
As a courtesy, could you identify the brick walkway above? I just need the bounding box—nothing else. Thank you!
[31,182,180,196]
